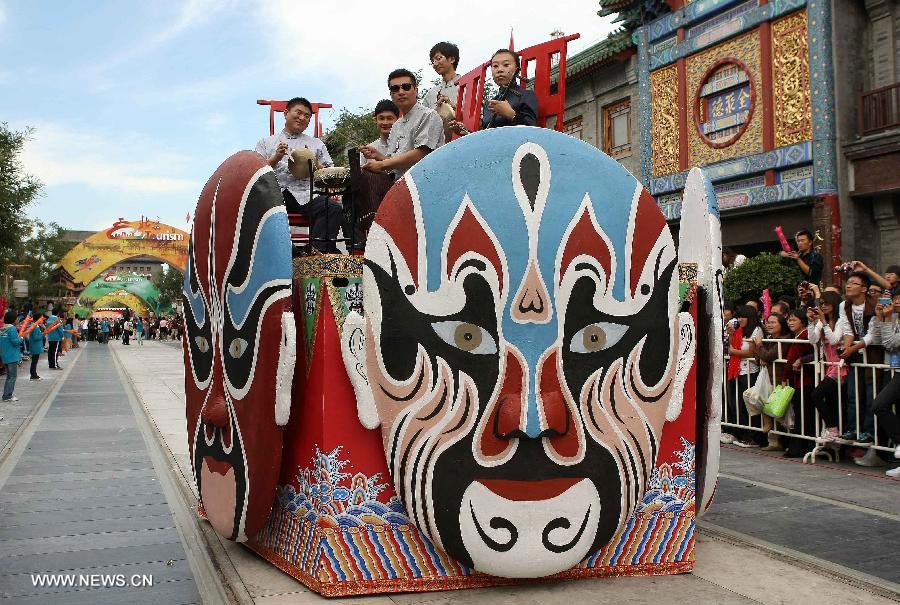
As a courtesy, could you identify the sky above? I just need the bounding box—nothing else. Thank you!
[1,1,618,232]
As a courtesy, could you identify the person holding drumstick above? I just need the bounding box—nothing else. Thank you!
[255,97,343,253]
[362,69,444,179]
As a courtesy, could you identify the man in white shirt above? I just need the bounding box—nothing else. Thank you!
[835,271,880,448]
[360,100,399,167]
[362,69,444,179]
[422,41,460,112]
[255,97,343,252]
[423,42,460,140]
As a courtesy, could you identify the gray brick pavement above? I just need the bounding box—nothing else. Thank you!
[0,344,201,603]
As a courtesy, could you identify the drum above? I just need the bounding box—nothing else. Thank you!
[436,101,455,123]
[288,147,316,180]
[313,166,350,190]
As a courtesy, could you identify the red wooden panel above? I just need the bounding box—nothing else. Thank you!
[256,99,333,137]
[454,62,489,134]
[519,34,580,131]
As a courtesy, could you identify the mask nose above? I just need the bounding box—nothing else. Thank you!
[481,347,572,446]
[202,395,229,429]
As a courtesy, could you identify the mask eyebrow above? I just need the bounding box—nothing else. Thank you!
[574,262,602,281]
[225,209,291,328]
[454,258,487,281]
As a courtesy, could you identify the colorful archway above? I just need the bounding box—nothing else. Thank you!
[58,218,188,289]
[77,272,173,314]
[92,291,150,317]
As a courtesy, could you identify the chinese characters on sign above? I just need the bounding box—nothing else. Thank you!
[697,62,753,146]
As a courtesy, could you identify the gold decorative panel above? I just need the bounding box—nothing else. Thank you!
[772,9,812,147]
[651,64,681,177]
[687,30,763,167]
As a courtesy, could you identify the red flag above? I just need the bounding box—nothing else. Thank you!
[509,28,515,51]
[185,212,191,223]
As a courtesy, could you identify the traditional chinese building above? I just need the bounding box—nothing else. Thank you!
[558,1,838,269]
[833,0,900,271]
[556,28,643,179]
[618,0,841,270]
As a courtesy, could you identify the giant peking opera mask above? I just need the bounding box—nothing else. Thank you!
[183,151,295,542]
[343,128,695,578]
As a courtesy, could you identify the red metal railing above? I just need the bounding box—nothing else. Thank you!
[858,82,900,136]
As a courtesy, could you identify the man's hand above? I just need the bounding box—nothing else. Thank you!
[270,141,288,166]
[364,160,387,173]
[780,251,800,261]
[793,359,803,370]
[840,342,863,359]
[359,145,385,161]
[488,99,515,120]
[851,260,869,272]
[448,120,469,136]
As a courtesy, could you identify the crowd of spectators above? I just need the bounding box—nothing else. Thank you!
[722,229,900,477]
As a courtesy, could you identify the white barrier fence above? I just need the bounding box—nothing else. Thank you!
[723,338,897,457]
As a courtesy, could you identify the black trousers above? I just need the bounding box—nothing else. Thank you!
[809,376,845,428]
[47,341,59,368]
[30,353,40,378]
[123,330,130,345]
[284,190,348,253]
[873,374,900,444]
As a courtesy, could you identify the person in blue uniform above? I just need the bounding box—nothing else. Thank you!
[28,319,45,380]
[0,310,23,401]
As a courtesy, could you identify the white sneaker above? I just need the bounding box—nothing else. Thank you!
[731,439,759,448]
[854,448,886,467]
[886,467,900,478]
[2,397,18,402]
[894,445,900,460]
[720,433,735,444]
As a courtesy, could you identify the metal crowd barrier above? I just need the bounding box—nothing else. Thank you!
[722,338,898,460]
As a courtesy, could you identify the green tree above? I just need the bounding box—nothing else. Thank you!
[323,107,379,167]
[154,266,184,310]
[0,123,42,266]
[17,220,77,299]
[723,252,805,304]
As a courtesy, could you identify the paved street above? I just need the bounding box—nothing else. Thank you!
[1,339,899,604]
[0,344,202,604]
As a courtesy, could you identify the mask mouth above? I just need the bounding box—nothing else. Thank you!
[200,456,237,538]
[458,478,601,577]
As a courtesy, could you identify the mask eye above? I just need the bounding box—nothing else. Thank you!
[229,338,249,359]
[432,321,497,355]
[195,336,210,353]
[570,322,628,353]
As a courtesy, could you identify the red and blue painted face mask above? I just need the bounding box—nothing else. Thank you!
[184,151,294,542]
[346,129,694,577]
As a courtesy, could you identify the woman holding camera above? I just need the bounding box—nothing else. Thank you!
[807,291,848,444]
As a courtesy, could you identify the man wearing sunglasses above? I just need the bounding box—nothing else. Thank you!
[363,69,444,178]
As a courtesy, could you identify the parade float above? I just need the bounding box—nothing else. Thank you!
[182,35,724,597]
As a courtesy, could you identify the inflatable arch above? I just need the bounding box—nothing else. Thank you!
[77,272,173,315]
[58,218,188,289]
[92,291,150,318]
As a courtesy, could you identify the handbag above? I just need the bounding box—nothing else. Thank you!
[763,384,795,418]
[743,370,772,417]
